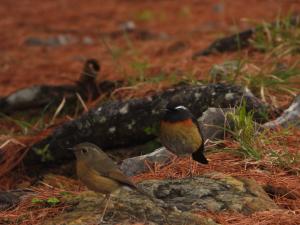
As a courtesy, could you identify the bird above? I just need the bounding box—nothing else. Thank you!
[159,104,208,168]
[77,59,101,100]
[72,142,155,223]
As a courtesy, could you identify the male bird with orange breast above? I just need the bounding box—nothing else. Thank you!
[160,105,208,165]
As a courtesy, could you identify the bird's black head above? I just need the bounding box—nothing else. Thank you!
[163,104,192,122]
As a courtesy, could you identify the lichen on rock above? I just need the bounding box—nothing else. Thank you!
[45,172,277,225]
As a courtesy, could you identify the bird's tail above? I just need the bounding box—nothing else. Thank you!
[192,145,208,164]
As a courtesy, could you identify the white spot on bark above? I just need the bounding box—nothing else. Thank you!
[175,106,187,110]
[225,93,235,101]
[119,104,129,114]
[195,93,202,100]
[243,87,255,98]
[99,116,106,123]
[127,120,136,130]
[151,109,159,114]
[109,127,116,133]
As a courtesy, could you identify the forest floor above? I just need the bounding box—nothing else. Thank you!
[0,0,300,224]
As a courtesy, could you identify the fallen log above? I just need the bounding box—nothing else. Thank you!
[0,59,122,114]
[26,83,271,169]
[192,15,300,58]
[192,29,254,58]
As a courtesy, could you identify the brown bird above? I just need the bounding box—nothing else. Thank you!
[73,142,154,222]
[160,105,208,173]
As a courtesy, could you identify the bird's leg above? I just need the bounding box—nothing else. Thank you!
[98,194,108,206]
[189,157,194,176]
[98,194,111,223]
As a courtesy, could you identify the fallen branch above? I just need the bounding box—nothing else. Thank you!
[192,29,254,58]
[25,83,271,171]
[192,15,300,58]
[0,59,122,114]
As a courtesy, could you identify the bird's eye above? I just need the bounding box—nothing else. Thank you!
[81,149,88,154]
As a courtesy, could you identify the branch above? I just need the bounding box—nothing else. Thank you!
[26,83,270,169]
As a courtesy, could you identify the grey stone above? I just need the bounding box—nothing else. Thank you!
[212,3,224,13]
[119,21,136,32]
[120,147,175,176]
[209,60,241,83]
[140,172,278,214]
[6,86,42,106]
[0,189,33,210]
[263,95,300,128]
[45,190,217,225]
[45,172,277,225]
[24,35,77,47]
[199,107,234,141]
[82,36,94,45]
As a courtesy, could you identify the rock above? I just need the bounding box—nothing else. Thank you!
[0,189,33,210]
[209,60,241,83]
[212,3,224,13]
[82,36,94,45]
[198,108,234,141]
[24,35,77,47]
[263,95,300,128]
[141,172,278,214]
[119,21,136,32]
[120,147,175,176]
[45,190,218,225]
[45,172,277,225]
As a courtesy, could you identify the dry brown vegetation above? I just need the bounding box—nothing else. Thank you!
[0,0,300,224]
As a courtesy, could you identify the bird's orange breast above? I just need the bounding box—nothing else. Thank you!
[160,119,202,155]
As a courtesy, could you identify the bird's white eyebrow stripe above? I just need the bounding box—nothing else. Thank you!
[175,106,187,110]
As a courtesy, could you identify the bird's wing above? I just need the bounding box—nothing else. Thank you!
[91,155,137,189]
[107,170,137,189]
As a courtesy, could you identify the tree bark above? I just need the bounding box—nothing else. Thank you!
[26,83,271,168]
